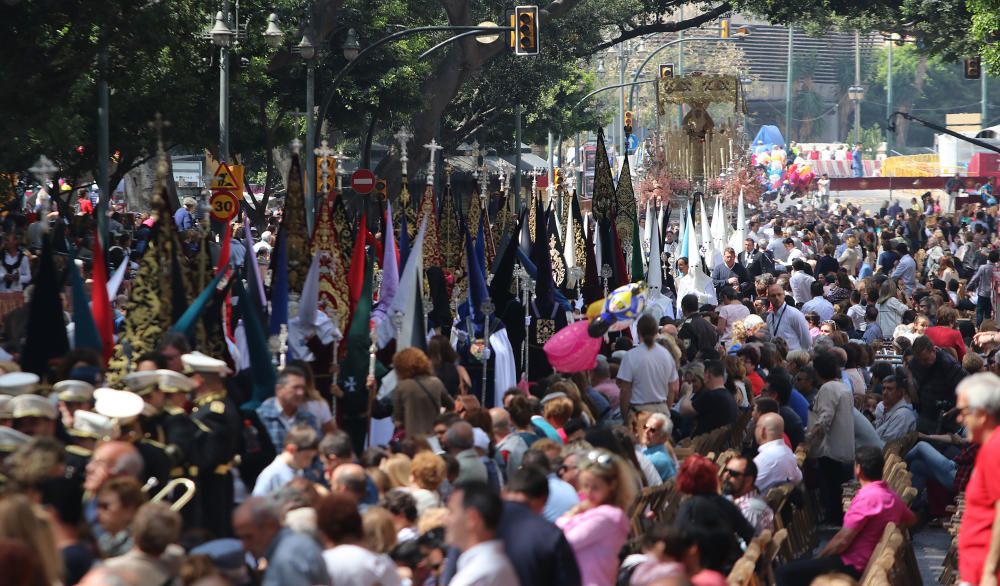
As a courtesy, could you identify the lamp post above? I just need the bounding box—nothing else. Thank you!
[210,7,236,162]
[848,85,865,141]
[297,32,317,233]
[265,13,359,233]
[852,30,863,141]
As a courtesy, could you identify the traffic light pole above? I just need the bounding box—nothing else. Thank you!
[514,102,522,211]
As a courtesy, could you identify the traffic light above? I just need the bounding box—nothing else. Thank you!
[659,63,674,79]
[514,5,539,56]
[720,19,730,39]
[966,56,982,80]
[624,111,634,135]
[375,178,388,201]
[554,168,563,188]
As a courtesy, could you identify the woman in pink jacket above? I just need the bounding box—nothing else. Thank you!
[556,448,637,585]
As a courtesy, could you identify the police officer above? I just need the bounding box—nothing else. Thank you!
[184,352,242,538]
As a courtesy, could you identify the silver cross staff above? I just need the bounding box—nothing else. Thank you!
[394,127,413,178]
[333,150,349,192]
[315,139,335,196]
[29,155,58,186]
[480,299,495,394]
[424,139,443,186]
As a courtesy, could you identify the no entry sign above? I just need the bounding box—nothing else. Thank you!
[351,169,376,194]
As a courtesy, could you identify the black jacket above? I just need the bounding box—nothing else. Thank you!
[909,349,967,434]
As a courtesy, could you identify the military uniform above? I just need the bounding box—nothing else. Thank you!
[183,352,241,539]
[190,391,241,538]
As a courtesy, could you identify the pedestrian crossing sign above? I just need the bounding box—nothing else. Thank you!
[210,162,243,199]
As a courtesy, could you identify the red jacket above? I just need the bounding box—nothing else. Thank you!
[925,326,967,361]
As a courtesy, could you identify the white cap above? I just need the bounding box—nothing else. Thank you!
[71,410,114,440]
[181,352,231,376]
[0,426,30,453]
[0,372,40,396]
[124,369,194,395]
[11,394,57,420]
[93,388,145,420]
[472,427,490,451]
[54,380,95,403]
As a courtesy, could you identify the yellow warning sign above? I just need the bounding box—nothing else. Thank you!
[210,163,244,199]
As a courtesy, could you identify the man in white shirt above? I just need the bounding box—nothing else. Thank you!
[766,284,812,352]
[788,261,816,306]
[446,481,520,586]
[801,281,835,322]
[617,314,680,420]
[753,413,803,491]
[252,424,319,496]
[784,238,805,264]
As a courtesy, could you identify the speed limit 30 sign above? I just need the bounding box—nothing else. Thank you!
[210,190,239,222]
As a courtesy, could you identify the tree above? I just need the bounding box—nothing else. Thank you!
[1,1,215,192]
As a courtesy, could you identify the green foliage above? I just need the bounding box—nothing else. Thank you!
[858,44,1000,147]
[846,123,883,155]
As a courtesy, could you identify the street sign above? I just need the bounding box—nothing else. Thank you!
[351,169,376,194]
[211,162,244,200]
[209,190,239,222]
[627,134,639,154]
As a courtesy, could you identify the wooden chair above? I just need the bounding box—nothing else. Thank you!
[858,522,897,586]
[726,532,767,586]
[757,528,787,586]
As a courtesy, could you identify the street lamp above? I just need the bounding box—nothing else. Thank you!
[263,13,284,49]
[849,85,865,140]
[210,11,236,47]
[210,8,235,162]
[297,32,316,60]
[342,28,360,60]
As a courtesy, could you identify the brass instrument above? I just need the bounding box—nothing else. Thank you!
[150,478,197,511]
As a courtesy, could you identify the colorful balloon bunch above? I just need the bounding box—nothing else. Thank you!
[543,282,649,373]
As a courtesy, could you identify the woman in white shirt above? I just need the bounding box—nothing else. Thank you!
[716,287,751,348]
[875,280,907,339]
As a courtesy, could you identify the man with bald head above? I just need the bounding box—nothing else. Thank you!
[754,412,802,491]
[445,421,487,484]
[329,463,369,507]
[490,407,527,475]
[765,283,812,352]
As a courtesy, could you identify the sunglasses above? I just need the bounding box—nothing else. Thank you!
[723,468,748,478]
[580,449,616,471]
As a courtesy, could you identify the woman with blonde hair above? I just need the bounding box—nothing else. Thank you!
[0,494,63,585]
[380,453,412,490]
[361,506,397,554]
[556,448,637,586]
[548,379,596,424]
[391,347,450,438]
[838,236,862,275]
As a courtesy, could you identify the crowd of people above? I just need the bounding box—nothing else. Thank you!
[3,171,1000,586]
